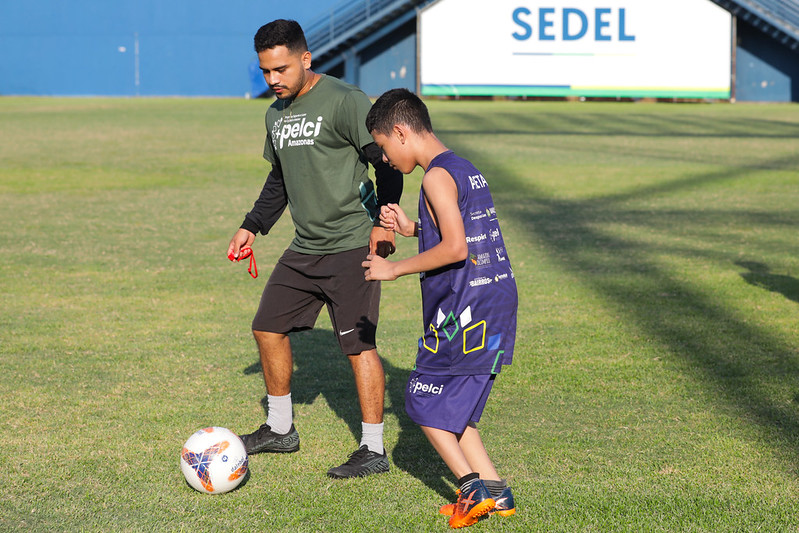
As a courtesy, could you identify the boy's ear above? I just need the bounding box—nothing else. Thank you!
[393,124,406,144]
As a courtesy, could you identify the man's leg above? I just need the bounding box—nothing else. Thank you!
[348,348,385,425]
[326,348,389,478]
[238,330,300,454]
[254,330,293,396]
[323,246,389,478]
[351,348,386,454]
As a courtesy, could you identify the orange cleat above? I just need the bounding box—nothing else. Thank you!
[491,487,516,517]
[447,480,495,529]
[441,486,516,518]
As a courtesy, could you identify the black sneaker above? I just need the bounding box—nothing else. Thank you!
[326,445,389,479]
[238,423,299,455]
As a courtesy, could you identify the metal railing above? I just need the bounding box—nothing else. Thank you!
[713,0,799,47]
[750,0,799,26]
[304,0,428,52]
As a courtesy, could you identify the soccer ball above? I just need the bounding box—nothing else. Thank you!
[180,427,248,494]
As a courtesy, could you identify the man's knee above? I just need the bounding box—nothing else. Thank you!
[253,330,289,350]
[253,329,285,339]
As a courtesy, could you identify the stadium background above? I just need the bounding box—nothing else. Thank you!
[0,0,797,100]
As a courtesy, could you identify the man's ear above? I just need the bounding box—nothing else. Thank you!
[301,50,312,69]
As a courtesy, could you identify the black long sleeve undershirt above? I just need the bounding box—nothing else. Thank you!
[240,162,287,235]
[362,141,403,218]
[240,142,403,235]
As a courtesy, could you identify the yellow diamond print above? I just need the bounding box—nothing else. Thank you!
[424,323,440,353]
[462,320,486,354]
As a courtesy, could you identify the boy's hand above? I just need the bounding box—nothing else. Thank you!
[362,254,397,281]
[380,203,416,238]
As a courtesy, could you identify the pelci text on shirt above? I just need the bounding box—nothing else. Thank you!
[271,114,324,149]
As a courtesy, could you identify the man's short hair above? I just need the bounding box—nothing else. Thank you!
[254,19,308,54]
[366,88,433,135]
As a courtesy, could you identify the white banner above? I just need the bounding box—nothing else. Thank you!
[420,0,731,98]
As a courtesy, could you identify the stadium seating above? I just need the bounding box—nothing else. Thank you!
[708,0,799,50]
[305,0,435,65]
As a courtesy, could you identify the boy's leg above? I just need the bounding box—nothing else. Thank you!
[420,425,473,478]
[421,426,495,528]
[441,423,515,518]
[458,423,500,481]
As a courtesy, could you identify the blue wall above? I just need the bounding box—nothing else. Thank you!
[0,1,275,96]
[358,24,416,96]
[4,1,797,100]
[735,21,799,102]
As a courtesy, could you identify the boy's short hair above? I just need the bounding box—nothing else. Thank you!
[254,19,308,54]
[366,88,433,135]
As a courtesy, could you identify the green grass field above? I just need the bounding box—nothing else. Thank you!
[1,96,798,532]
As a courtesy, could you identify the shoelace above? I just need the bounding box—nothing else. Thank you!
[343,447,371,464]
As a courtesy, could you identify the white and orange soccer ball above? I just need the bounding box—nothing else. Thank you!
[180,427,248,494]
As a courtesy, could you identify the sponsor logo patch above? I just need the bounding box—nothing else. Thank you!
[466,233,487,244]
[469,276,493,287]
[470,252,492,267]
[468,174,488,190]
[271,114,324,150]
[408,377,445,396]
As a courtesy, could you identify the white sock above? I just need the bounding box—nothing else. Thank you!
[360,421,384,454]
[265,393,292,435]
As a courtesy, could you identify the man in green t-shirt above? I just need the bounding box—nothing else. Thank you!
[226,19,402,479]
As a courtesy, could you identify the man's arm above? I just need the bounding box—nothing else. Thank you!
[362,141,402,257]
[241,163,288,235]
[363,167,466,281]
[227,163,287,261]
[362,142,403,208]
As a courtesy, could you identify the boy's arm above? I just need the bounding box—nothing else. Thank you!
[380,203,416,238]
[363,167,466,281]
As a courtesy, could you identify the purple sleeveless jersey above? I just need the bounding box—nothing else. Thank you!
[414,151,518,376]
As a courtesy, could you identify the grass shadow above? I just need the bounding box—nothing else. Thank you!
[440,109,799,470]
[243,328,453,497]
[438,110,799,140]
[736,261,799,304]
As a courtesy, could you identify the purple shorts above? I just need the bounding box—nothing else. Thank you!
[405,371,496,434]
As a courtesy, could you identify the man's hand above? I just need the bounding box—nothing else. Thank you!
[362,254,397,281]
[369,226,396,258]
[227,228,256,261]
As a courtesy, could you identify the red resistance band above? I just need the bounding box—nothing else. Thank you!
[228,246,258,278]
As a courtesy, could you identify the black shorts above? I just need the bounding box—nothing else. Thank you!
[251,246,380,355]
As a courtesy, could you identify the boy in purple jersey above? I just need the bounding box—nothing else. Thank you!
[363,88,518,529]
